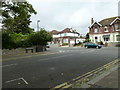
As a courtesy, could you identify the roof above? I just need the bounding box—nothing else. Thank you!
[89,21,102,28]
[60,28,73,33]
[51,28,80,34]
[89,16,120,28]
[99,16,120,26]
[50,30,59,34]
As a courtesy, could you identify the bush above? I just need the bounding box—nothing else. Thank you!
[10,33,32,48]
[62,43,68,46]
[100,41,104,45]
[2,32,32,49]
[2,32,16,49]
[74,43,80,46]
[28,29,53,46]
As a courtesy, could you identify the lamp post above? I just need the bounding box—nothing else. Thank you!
[37,20,40,31]
[74,29,76,45]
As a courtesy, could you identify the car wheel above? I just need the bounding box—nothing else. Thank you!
[96,46,99,49]
[85,46,88,48]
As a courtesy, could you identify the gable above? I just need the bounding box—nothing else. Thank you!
[90,21,102,28]
[110,17,120,25]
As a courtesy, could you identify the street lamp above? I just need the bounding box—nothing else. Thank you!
[37,20,40,31]
[74,29,76,45]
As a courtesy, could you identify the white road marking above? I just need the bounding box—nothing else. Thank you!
[0,63,17,68]
[21,78,29,84]
[5,77,28,85]
[59,50,65,53]
[49,67,55,70]
[81,50,95,53]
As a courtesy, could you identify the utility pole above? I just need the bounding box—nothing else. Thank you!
[37,20,40,31]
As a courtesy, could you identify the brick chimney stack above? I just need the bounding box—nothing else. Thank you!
[91,18,94,24]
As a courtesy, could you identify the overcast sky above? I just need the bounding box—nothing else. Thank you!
[27,0,119,35]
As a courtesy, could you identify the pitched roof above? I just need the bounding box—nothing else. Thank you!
[60,28,72,33]
[50,30,59,34]
[50,28,80,35]
[60,28,80,34]
[99,16,120,26]
[89,21,102,28]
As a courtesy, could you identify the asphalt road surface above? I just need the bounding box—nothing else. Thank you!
[2,47,119,88]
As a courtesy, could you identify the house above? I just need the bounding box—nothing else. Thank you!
[89,16,120,47]
[50,28,83,46]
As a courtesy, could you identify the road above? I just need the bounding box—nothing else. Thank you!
[2,47,119,88]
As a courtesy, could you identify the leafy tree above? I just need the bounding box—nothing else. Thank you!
[29,28,53,46]
[2,0,37,34]
[85,33,90,42]
[2,32,16,49]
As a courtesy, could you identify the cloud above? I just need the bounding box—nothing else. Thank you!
[27,0,119,35]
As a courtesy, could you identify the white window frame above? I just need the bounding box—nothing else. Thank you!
[115,24,120,31]
[94,28,98,33]
[116,35,120,41]
[104,26,108,32]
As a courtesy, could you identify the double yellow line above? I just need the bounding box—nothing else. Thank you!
[51,58,119,89]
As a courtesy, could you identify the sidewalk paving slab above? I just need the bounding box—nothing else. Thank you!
[79,64,119,89]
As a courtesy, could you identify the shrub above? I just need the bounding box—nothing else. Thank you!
[62,43,68,46]
[100,41,104,45]
[2,32,16,49]
[28,29,53,46]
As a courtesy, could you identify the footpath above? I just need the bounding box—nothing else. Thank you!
[81,64,119,89]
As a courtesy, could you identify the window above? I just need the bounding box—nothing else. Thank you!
[95,37,98,42]
[112,26,115,31]
[94,28,98,33]
[104,26,108,32]
[116,35,120,41]
[64,33,67,36]
[115,24,120,31]
[104,37,110,41]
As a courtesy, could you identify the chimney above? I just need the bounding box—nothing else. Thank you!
[91,18,94,24]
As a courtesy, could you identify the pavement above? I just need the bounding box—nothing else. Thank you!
[81,64,119,89]
[90,69,119,88]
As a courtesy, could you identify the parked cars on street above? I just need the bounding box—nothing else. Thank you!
[84,42,102,49]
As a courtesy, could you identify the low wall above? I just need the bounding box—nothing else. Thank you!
[108,42,120,47]
[2,48,26,55]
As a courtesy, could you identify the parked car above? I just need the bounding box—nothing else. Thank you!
[46,43,50,48]
[84,42,102,49]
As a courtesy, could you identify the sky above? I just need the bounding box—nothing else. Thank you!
[20,0,120,35]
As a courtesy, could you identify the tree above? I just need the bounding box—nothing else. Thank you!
[29,28,53,52]
[2,0,37,34]
[85,33,90,42]
[2,31,16,49]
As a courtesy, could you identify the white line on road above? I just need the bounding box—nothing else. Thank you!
[21,78,29,84]
[81,49,95,54]
[5,77,28,85]
[0,63,17,68]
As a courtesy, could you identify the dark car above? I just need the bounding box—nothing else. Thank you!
[84,42,102,49]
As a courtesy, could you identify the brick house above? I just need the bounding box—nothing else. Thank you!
[50,28,84,46]
[89,16,120,47]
